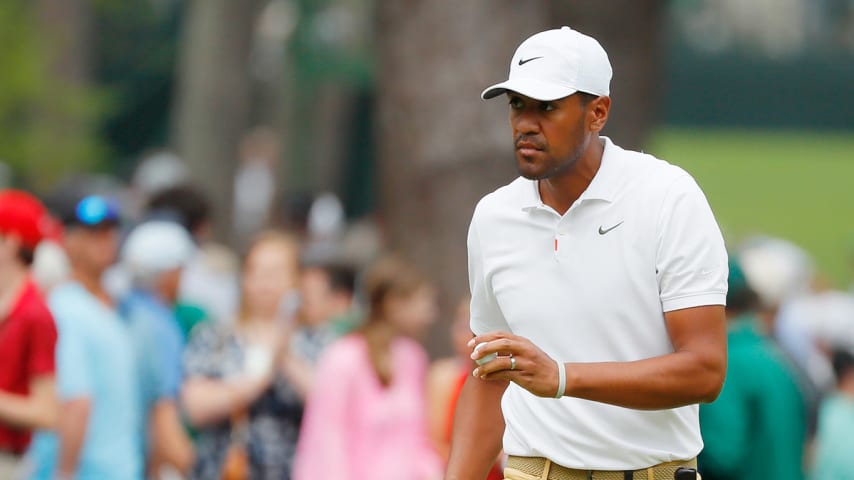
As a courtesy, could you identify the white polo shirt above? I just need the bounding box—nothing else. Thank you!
[468,137,727,470]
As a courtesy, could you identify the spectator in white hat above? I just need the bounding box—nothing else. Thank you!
[146,184,240,329]
[119,220,196,477]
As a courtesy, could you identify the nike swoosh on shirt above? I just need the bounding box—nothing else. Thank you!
[598,221,624,235]
[518,56,543,66]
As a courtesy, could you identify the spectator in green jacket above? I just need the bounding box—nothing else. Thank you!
[699,258,807,480]
[811,348,854,480]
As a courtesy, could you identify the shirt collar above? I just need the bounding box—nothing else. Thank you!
[579,136,619,202]
[519,136,620,211]
[128,288,170,309]
[519,180,543,211]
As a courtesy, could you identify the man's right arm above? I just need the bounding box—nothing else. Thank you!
[451,206,509,479]
[445,375,507,480]
[57,398,90,478]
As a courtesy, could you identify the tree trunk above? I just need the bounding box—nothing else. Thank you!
[36,0,92,84]
[173,0,263,243]
[376,1,662,355]
[31,0,96,189]
[376,0,552,355]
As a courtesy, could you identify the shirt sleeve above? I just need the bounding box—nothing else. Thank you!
[467,213,510,335]
[154,321,183,400]
[26,309,58,378]
[655,175,728,312]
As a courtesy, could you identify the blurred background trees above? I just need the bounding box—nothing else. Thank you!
[173,0,262,241]
[0,1,104,190]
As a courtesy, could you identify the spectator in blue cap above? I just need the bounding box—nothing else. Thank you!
[26,192,144,480]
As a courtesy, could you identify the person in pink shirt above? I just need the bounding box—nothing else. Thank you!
[293,256,442,480]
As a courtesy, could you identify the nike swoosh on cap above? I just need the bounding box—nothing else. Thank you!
[518,56,543,66]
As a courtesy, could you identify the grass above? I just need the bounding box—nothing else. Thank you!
[647,128,854,287]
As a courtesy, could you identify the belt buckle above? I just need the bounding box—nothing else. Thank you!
[674,467,698,480]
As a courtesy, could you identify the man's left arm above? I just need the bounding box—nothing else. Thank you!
[564,305,726,407]
[472,304,726,409]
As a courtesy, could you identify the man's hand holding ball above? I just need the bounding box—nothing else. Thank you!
[468,332,565,398]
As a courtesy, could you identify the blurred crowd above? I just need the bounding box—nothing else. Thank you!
[0,152,468,480]
[701,238,854,480]
[1,153,854,480]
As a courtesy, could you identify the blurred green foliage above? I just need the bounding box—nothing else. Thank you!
[288,0,375,191]
[0,2,107,191]
[650,128,854,288]
[92,0,182,174]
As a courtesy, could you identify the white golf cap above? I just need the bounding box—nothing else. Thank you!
[481,26,612,101]
[122,220,196,276]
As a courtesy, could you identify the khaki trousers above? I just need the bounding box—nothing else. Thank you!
[504,456,700,480]
[0,451,22,480]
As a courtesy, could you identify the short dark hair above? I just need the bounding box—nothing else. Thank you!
[304,262,357,295]
[17,247,35,267]
[577,92,598,107]
[146,185,210,235]
[726,285,760,315]
[326,264,356,295]
[832,348,854,382]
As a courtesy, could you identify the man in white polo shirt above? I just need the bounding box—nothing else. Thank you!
[446,27,728,480]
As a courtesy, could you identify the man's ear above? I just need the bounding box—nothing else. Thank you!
[589,96,611,133]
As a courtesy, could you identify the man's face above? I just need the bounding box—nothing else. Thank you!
[508,92,590,181]
[64,225,118,274]
[299,268,333,326]
[157,267,183,305]
[384,286,438,339]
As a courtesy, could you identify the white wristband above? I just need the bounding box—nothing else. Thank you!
[555,359,566,398]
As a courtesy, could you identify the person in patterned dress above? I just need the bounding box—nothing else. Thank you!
[181,231,320,479]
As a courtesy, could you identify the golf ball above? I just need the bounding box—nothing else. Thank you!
[474,342,497,365]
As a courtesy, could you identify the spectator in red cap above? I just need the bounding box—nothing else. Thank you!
[0,190,59,478]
